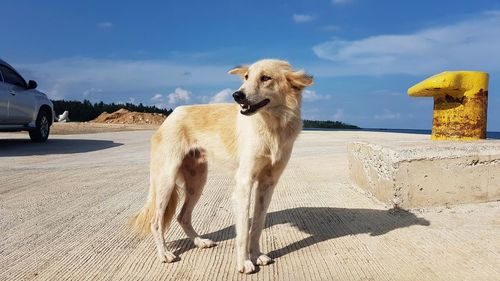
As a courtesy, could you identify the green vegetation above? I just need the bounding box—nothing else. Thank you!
[52,99,172,122]
[52,100,360,129]
[303,119,360,129]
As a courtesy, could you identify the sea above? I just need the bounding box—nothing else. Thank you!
[304,128,500,139]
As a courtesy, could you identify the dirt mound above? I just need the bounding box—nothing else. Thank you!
[91,108,166,125]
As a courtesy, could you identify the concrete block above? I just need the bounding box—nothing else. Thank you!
[348,140,500,208]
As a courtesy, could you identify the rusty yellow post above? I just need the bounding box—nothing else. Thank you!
[408,71,489,140]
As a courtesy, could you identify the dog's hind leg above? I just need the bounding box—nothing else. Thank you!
[177,149,216,249]
[151,163,181,263]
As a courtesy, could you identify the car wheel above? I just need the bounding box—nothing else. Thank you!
[29,110,51,143]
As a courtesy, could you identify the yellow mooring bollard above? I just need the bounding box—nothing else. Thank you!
[408,71,489,140]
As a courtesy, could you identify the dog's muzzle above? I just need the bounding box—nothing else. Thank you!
[233,91,270,116]
[232,91,246,103]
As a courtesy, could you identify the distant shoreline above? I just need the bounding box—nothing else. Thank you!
[302,119,359,130]
[303,127,500,139]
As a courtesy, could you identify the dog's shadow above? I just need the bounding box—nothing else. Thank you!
[168,207,430,259]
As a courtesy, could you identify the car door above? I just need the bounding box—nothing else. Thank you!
[0,71,9,123]
[0,65,35,124]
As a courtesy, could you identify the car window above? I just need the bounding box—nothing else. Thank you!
[0,65,27,88]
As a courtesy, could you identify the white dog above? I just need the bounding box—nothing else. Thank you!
[130,59,313,274]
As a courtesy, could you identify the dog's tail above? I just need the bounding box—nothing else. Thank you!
[129,185,180,238]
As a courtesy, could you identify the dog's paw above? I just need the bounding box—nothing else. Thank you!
[194,237,216,249]
[238,260,256,274]
[255,254,273,266]
[160,251,178,263]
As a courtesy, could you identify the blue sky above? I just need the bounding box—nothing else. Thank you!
[2,0,500,130]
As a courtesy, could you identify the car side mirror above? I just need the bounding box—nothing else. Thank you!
[27,80,38,89]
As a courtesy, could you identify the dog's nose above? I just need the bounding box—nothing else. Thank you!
[232,91,246,103]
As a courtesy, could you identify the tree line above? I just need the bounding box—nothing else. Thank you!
[52,99,360,129]
[303,119,360,129]
[52,99,173,122]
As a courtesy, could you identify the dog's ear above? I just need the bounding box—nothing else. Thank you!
[286,70,314,90]
[228,65,249,76]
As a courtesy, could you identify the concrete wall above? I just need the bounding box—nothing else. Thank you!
[348,141,500,208]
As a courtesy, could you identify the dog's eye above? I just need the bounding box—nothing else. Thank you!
[244,74,248,80]
[260,75,271,82]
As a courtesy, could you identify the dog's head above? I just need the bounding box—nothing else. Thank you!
[228,59,313,116]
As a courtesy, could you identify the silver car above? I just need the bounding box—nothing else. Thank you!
[0,59,54,142]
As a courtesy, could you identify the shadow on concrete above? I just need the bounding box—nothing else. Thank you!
[169,207,430,260]
[0,138,123,156]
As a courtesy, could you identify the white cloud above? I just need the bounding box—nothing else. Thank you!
[375,109,401,120]
[210,88,233,103]
[17,58,234,100]
[333,109,345,120]
[303,89,331,102]
[97,22,113,29]
[293,14,316,23]
[302,107,321,120]
[332,0,352,5]
[151,93,163,102]
[83,87,103,98]
[168,88,191,104]
[45,83,64,100]
[312,11,500,76]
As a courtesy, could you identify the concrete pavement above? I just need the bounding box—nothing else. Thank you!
[1,130,499,280]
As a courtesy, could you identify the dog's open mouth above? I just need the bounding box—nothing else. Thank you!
[239,99,271,115]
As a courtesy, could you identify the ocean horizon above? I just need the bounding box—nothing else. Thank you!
[304,128,500,139]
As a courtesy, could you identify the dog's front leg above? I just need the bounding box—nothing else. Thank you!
[232,171,256,274]
[249,160,287,266]
[249,181,276,266]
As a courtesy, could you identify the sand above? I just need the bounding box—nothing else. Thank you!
[91,108,167,125]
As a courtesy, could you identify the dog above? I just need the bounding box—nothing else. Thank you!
[130,59,313,274]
